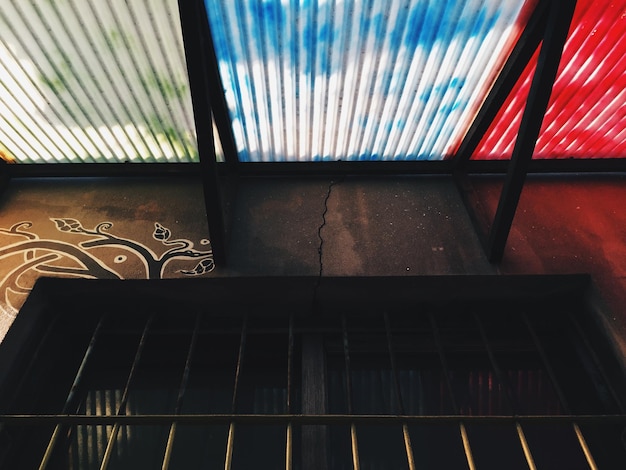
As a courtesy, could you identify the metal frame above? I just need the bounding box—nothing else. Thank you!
[0,275,625,469]
[1,0,625,266]
[453,0,579,262]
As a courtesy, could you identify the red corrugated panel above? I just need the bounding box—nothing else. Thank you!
[472,0,626,159]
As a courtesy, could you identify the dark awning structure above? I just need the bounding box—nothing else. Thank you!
[0,0,624,262]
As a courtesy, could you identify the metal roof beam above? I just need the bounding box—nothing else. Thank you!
[179,0,228,265]
[452,0,548,170]
[486,0,578,262]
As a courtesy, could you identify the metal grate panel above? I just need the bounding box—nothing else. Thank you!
[1,277,624,468]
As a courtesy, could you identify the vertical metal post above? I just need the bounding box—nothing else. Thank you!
[196,5,240,172]
[178,0,228,265]
[39,316,106,470]
[383,313,416,470]
[522,313,598,470]
[429,312,477,470]
[99,317,153,470]
[301,331,328,470]
[285,315,294,470]
[161,314,202,470]
[341,315,360,470]
[487,0,578,262]
[473,313,537,470]
[224,315,247,470]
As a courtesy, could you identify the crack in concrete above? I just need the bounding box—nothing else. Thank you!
[312,178,343,310]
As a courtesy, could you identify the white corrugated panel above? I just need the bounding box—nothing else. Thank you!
[205,0,538,162]
[0,0,197,163]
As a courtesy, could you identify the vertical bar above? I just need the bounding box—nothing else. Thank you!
[161,314,202,470]
[285,315,294,470]
[383,313,415,470]
[487,0,578,262]
[522,313,598,470]
[178,0,227,265]
[341,315,360,470]
[224,315,247,470]
[39,316,106,470]
[301,332,328,470]
[473,313,537,470]
[198,2,240,170]
[99,317,153,470]
[428,312,477,470]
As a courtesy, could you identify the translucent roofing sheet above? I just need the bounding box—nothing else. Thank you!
[473,0,626,160]
[0,0,197,164]
[206,0,538,162]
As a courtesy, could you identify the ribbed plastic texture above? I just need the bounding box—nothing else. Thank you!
[473,0,626,160]
[206,0,537,162]
[0,0,197,163]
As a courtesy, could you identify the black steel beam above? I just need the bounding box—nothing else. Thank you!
[487,0,578,262]
[452,0,548,170]
[197,3,240,172]
[1,157,625,179]
[0,160,10,198]
[178,0,227,265]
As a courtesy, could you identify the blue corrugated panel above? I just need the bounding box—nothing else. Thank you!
[205,0,537,162]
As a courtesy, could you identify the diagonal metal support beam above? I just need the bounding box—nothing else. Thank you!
[486,0,577,262]
[178,0,228,265]
[196,5,240,172]
[452,0,548,170]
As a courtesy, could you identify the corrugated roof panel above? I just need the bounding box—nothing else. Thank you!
[206,0,538,162]
[0,0,197,163]
[473,0,626,160]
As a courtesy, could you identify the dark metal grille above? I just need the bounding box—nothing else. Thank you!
[0,278,625,469]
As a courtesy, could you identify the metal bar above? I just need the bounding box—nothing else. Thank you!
[5,157,626,179]
[178,0,227,265]
[223,315,247,470]
[341,315,360,470]
[39,316,106,469]
[428,312,459,414]
[474,313,537,470]
[452,0,548,169]
[224,422,236,470]
[286,315,294,470]
[99,317,153,470]
[197,2,240,171]
[383,313,416,470]
[459,423,477,470]
[286,423,293,470]
[301,332,328,470]
[522,312,599,470]
[428,312,477,470]
[161,314,202,470]
[486,0,578,262]
[2,414,626,425]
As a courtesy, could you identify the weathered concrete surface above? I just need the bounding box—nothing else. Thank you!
[0,173,625,362]
[219,176,493,277]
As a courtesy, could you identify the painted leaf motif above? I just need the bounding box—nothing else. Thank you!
[153,223,171,241]
[180,258,215,275]
[51,218,84,233]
